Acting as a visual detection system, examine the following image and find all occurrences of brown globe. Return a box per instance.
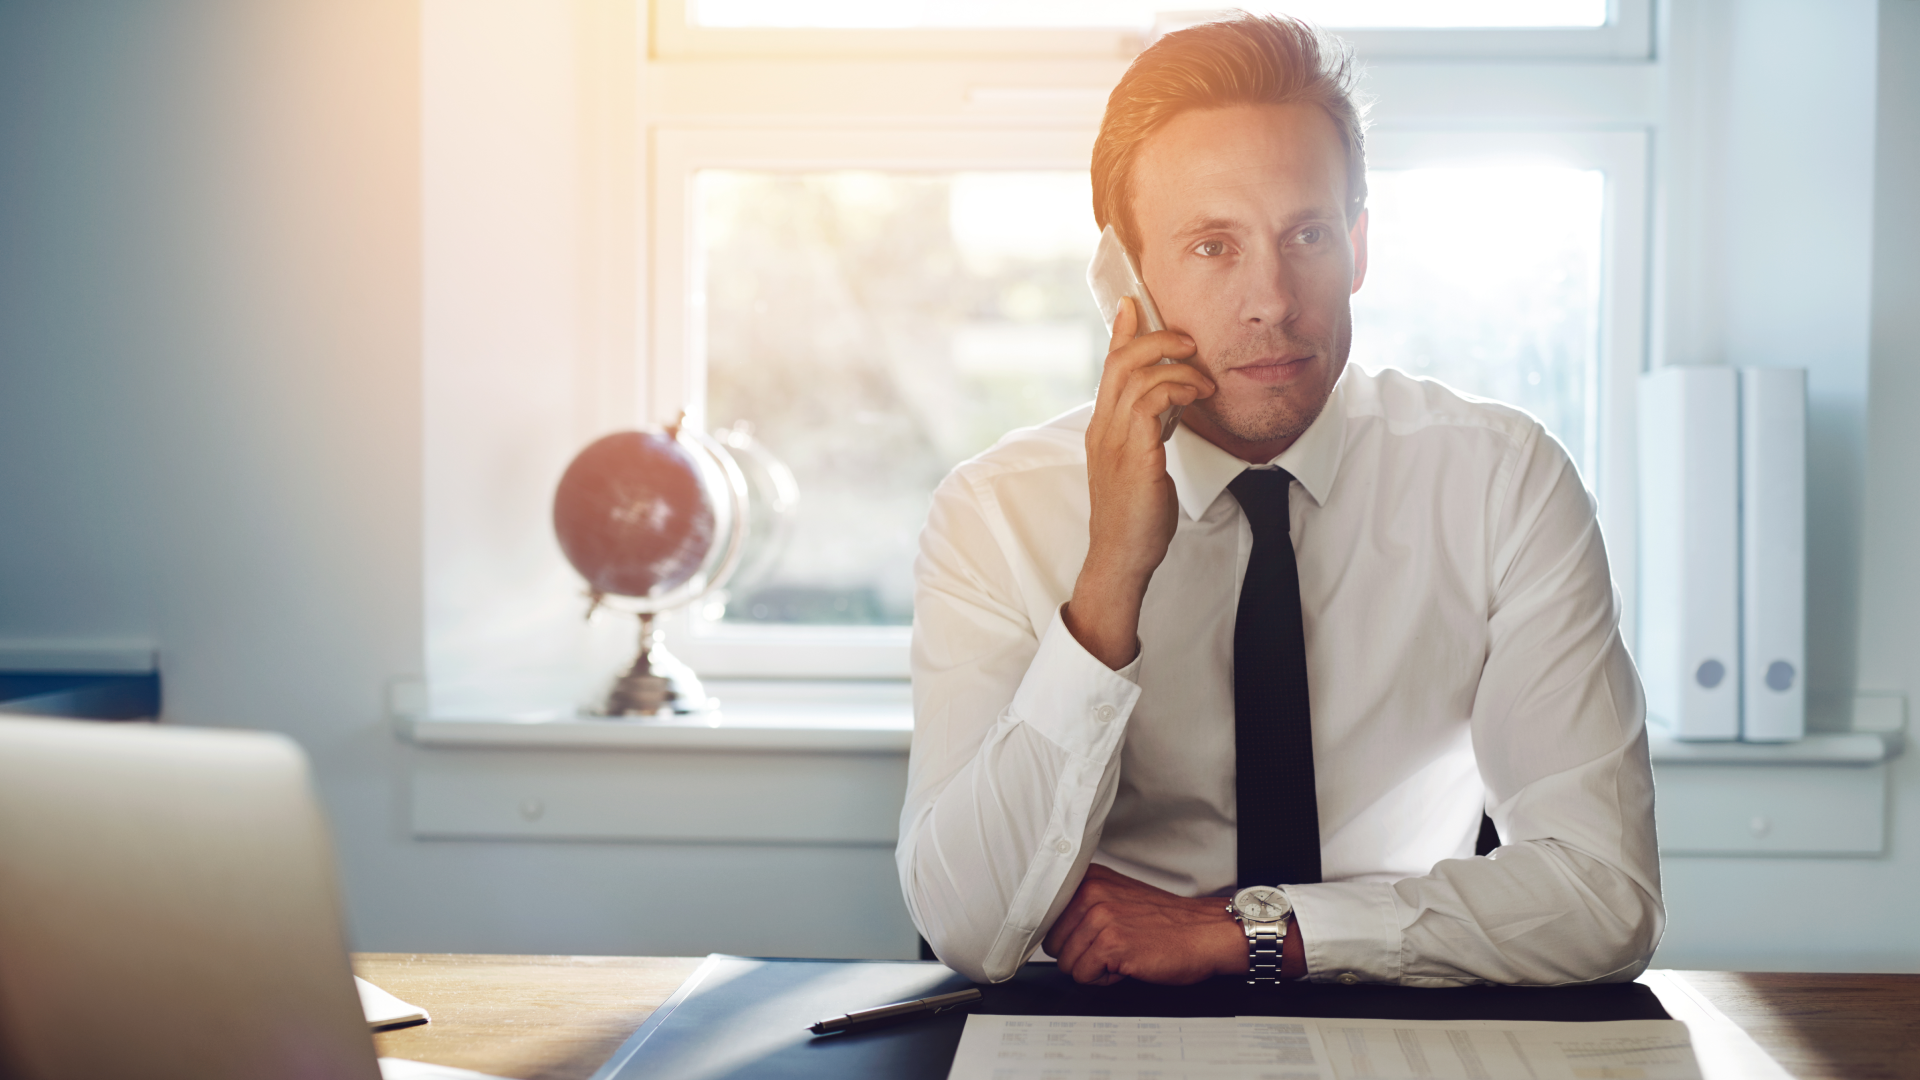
[552,430,717,601]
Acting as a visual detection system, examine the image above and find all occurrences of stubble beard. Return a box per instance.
[1188,310,1354,450]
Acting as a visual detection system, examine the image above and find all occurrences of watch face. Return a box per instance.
[1232,886,1291,922]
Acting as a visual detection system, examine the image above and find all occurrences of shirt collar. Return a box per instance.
[1165,370,1349,520]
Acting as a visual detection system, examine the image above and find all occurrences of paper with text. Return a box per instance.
[947,1015,1334,1080]
[948,1015,1702,1080]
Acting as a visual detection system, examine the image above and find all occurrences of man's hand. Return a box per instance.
[1063,298,1213,670]
[1042,864,1245,986]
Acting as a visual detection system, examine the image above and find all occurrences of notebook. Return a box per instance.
[0,715,467,1080]
[360,976,432,1030]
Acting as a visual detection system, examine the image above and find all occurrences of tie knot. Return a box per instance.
[1228,468,1294,537]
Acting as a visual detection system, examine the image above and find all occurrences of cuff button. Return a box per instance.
[1053,838,1072,854]
[1093,704,1116,722]
[1336,972,1361,986]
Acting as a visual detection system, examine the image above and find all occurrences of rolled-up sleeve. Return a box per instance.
[1289,425,1663,987]
[897,468,1141,983]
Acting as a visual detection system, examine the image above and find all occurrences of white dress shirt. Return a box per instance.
[897,364,1662,987]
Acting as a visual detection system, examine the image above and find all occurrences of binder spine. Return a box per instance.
[1639,367,1740,740]
[1739,368,1807,741]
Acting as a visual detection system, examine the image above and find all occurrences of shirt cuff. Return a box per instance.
[1284,881,1403,985]
[1007,605,1143,757]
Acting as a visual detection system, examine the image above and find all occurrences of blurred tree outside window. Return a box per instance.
[698,164,1604,628]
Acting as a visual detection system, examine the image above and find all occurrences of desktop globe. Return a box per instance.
[553,421,750,716]
[554,429,723,601]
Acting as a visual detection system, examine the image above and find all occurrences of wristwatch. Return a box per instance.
[1227,885,1292,986]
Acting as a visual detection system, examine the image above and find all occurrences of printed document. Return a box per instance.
[948,1014,1703,1080]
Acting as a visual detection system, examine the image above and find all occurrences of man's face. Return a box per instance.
[1129,102,1368,462]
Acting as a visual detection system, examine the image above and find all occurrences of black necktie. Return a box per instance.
[1228,468,1321,887]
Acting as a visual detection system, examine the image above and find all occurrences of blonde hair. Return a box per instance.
[1091,13,1369,255]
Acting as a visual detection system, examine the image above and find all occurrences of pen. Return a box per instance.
[807,988,983,1035]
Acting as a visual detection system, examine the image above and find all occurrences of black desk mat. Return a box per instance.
[590,956,1669,1080]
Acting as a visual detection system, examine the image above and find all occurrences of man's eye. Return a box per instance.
[1295,227,1325,245]
[1194,240,1228,257]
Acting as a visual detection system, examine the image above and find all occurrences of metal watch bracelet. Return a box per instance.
[1244,919,1286,986]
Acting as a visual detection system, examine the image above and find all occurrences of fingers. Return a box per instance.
[1090,297,1137,422]
[1044,866,1203,984]
[1089,361,1212,462]
[1043,866,1128,958]
[1041,908,1077,960]
[1043,864,1244,986]
[1055,902,1123,984]
[1117,364,1211,428]
[1109,294,1139,352]
[1042,878,1102,957]
[1102,330,1201,393]
[1092,299,1205,429]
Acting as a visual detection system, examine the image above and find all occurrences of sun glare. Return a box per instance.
[695,1,1607,30]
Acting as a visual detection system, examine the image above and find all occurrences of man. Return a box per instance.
[897,15,1661,988]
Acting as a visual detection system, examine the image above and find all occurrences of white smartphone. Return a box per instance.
[1087,224,1183,442]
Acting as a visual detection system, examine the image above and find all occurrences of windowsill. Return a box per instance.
[1648,730,1896,765]
[400,679,913,753]
[401,683,1899,761]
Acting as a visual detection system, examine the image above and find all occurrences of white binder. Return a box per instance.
[1739,368,1807,741]
[1639,367,1740,740]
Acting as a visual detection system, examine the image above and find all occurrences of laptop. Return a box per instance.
[0,715,383,1080]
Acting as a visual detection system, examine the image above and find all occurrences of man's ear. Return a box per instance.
[1348,208,1370,294]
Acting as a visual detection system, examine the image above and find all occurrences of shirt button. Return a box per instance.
[1054,839,1072,854]
[1336,972,1361,986]
[1093,704,1116,722]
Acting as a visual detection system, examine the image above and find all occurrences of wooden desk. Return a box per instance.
[356,955,1920,1080]
[1664,972,1920,1080]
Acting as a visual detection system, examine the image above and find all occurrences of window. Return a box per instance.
[410,3,1656,698]
[652,129,1102,677]
[1356,166,1603,474]
[651,118,1649,678]
[654,0,1650,60]
[699,169,1102,628]
[419,4,1654,702]
[1360,129,1648,616]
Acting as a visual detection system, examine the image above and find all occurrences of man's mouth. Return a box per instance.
[1227,355,1314,385]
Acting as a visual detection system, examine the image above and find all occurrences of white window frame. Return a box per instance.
[651,0,1651,61]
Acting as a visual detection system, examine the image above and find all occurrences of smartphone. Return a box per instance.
[1087,224,1183,443]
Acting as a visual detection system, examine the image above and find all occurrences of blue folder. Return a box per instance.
[589,955,1670,1080]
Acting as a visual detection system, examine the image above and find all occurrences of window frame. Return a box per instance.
[651,0,1652,61]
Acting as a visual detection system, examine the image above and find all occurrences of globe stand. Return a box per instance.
[602,614,713,717]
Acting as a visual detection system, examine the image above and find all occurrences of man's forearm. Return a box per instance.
[1063,558,1150,670]
[901,593,1143,983]
[1044,865,1314,985]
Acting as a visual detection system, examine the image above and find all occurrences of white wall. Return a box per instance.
[1648,0,1920,972]
[0,0,916,960]
[2,0,1916,971]
[0,0,420,939]
[422,0,649,718]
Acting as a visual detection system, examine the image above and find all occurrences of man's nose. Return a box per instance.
[1239,244,1298,327]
